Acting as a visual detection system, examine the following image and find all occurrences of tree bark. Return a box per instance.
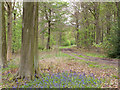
[12,5,16,53]
[2,2,7,68]
[34,2,39,77]
[106,3,111,37]
[0,2,2,85]
[116,2,120,87]
[76,18,80,48]
[46,9,51,50]
[94,3,100,44]
[18,2,38,80]
[117,2,120,53]
[7,2,12,60]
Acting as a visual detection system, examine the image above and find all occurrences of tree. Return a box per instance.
[0,1,2,85]
[40,2,68,49]
[43,3,52,49]
[89,2,100,44]
[6,2,13,60]
[115,2,120,58]
[12,2,16,53]
[17,2,39,80]
[2,2,7,68]
[34,2,39,76]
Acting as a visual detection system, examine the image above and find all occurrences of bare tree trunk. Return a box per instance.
[101,21,104,42]
[12,5,16,53]
[7,2,12,60]
[18,2,38,80]
[116,2,120,87]
[34,2,39,77]
[47,21,51,49]
[76,18,80,48]
[106,3,111,37]
[2,2,7,68]
[0,2,2,85]
[94,3,100,44]
[46,9,51,50]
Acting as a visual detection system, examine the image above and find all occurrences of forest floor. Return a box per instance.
[38,46,118,88]
[2,46,119,88]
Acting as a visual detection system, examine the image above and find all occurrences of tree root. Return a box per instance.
[10,69,41,83]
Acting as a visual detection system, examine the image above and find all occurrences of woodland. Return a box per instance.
[0,1,120,88]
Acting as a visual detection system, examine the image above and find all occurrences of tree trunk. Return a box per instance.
[116,2,120,87]
[47,20,51,49]
[34,2,39,77]
[101,21,104,42]
[7,2,12,60]
[94,3,100,44]
[2,2,7,68]
[0,2,2,85]
[12,7,16,53]
[106,3,111,37]
[46,9,51,50]
[117,2,120,56]
[76,18,80,48]
[18,2,38,80]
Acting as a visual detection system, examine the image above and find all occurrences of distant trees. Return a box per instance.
[40,2,68,49]
[109,2,120,58]
[70,2,119,54]
[70,2,81,48]
[117,2,120,58]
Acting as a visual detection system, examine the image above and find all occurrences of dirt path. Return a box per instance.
[61,48,118,67]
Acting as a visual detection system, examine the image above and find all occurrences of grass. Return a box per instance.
[74,59,115,69]
[85,53,106,58]
[59,45,76,49]
[39,51,74,60]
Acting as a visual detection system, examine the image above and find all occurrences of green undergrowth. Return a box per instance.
[59,45,76,49]
[72,53,86,58]
[75,59,115,69]
[85,53,106,58]
[2,60,18,73]
[39,51,74,60]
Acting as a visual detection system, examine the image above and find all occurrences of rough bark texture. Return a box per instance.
[2,2,7,68]
[18,2,37,80]
[0,2,2,85]
[7,2,12,60]
[34,2,39,77]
